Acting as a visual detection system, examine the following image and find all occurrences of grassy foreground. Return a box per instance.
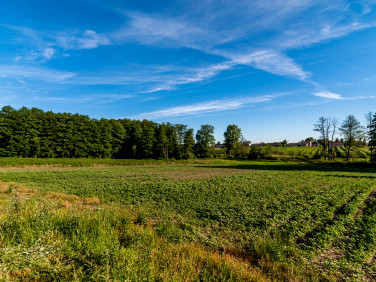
[0,159,375,280]
[0,183,269,281]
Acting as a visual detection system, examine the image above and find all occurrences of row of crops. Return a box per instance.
[247,145,370,160]
[0,161,375,279]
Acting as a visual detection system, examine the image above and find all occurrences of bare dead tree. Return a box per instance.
[314,117,327,160]
[329,118,338,160]
[314,117,339,160]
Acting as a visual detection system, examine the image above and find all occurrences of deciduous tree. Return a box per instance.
[195,124,215,158]
[224,124,242,157]
[340,115,364,161]
[314,117,339,160]
[183,128,195,159]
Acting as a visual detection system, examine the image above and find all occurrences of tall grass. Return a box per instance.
[0,183,268,281]
[0,157,182,167]
[0,160,373,280]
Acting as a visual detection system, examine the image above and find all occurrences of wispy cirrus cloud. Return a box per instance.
[1,61,231,89]
[141,50,309,93]
[41,93,134,103]
[3,0,376,96]
[112,11,205,49]
[14,48,57,62]
[110,5,313,83]
[311,90,376,100]
[107,0,376,90]
[141,61,236,92]
[1,1,323,85]
[3,25,110,62]
[55,29,110,50]
[115,1,320,50]
[312,90,344,99]
[42,48,56,59]
[0,65,76,82]
[230,50,309,80]
[277,21,376,49]
[133,95,277,119]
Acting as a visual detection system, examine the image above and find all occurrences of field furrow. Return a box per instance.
[0,159,375,280]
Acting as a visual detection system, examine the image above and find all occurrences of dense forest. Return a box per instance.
[0,106,196,159]
[1,106,376,162]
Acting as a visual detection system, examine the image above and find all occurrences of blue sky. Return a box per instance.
[1,0,376,143]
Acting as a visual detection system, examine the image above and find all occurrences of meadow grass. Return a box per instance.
[0,157,191,167]
[0,159,375,280]
[0,182,275,281]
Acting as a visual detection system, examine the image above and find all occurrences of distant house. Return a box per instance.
[251,142,265,146]
[267,142,280,147]
[249,140,322,147]
[287,141,312,147]
[329,142,344,147]
[301,141,312,147]
[215,143,226,148]
[287,142,300,147]
[242,141,252,146]
[312,141,320,147]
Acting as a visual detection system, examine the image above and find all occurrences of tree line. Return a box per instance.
[314,113,376,163]
[0,106,227,159]
[1,106,375,163]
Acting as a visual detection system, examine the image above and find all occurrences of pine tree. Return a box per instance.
[138,120,156,159]
[183,128,195,159]
[156,123,169,159]
[368,113,376,164]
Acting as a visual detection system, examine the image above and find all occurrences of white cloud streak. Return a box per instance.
[3,1,376,95]
[110,7,312,83]
[142,61,236,92]
[311,90,376,100]
[312,91,344,99]
[133,95,276,119]
[0,65,76,82]
[42,48,56,59]
[141,50,309,93]
[277,21,376,49]
[4,25,110,63]
[55,29,110,50]
[114,1,320,51]
[106,1,376,89]
[231,50,309,80]
[41,93,133,103]
[112,11,205,49]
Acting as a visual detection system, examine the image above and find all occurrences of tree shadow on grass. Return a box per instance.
[197,161,376,175]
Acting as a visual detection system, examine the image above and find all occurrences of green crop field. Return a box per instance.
[0,159,375,280]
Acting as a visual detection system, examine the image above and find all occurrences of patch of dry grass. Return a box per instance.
[0,181,271,281]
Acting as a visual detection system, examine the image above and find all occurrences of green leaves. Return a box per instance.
[0,106,203,160]
[1,160,376,279]
[224,124,242,157]
[195,124,215,158]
